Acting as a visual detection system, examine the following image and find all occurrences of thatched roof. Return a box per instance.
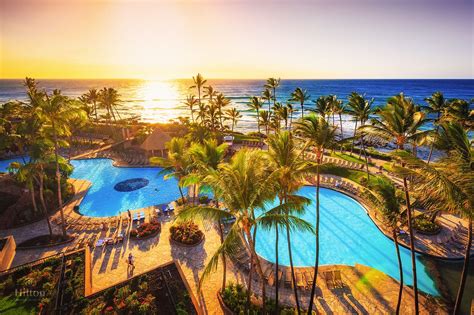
[140,129,171,151]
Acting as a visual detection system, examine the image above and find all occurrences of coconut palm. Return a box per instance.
[365,178,404,314]
[265,77,280,107]
[259,110,271,137]
[331,97,346,151]
[247,96,263,135]
[196,102,209,126]
[275,105,290,130]
[176,149,312,314]
[392,122,473,315]
[443,99,473,129]
[262,88,273,113]
[225,108,241,132]
[191,73,207,107]
[290,87,310,119]
[183,94,199,123]
[214,93,230,129]
[81,89,100,121]
[311,96,332,121]
[345,92,374,155]
[423,92,450,163]
[150,137,190,201]
[287,103,295,130]
[98,87,121,124]
[188,139,229,291]
[203,85,217,102]
[294,115,337,313]
[266,131,313,313]
[36,90,85,238]
[359,93,429,156]
[359,93,430,313]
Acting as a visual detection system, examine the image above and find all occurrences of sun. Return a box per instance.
[137,80,182,123]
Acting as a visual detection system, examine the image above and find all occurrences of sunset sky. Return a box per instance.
[0,0,472,79]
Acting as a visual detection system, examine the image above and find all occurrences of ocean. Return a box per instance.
[0,79,472,135]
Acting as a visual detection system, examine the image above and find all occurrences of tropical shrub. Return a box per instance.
[199,195,209,204]
[413,215,441,234]
[170,221,204,245]
[130,220,161,238]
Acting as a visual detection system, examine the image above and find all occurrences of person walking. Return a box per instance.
[128,253,135,271]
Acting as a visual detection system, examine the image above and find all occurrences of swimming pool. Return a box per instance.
[255,186,439,296]
[69,159,186,217]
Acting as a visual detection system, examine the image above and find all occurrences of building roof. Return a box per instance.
[140,129,172,151]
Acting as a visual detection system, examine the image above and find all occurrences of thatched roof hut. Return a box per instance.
[140,129,171,157]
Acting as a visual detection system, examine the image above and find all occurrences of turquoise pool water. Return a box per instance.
[0,157,185,217]
[69,159,185,217]
[255,186,439,296]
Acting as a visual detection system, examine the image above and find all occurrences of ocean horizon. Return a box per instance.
[1,79,473,134]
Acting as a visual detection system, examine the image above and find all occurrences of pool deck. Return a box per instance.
[307,176,473,260]
[0,158,466,314]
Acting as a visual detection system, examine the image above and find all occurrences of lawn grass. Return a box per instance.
[0,295,36,315]
[321,164,388,187]
[330,151,374,165]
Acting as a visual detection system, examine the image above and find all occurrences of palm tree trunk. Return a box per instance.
[286,223,301,314]
[350,119,358,155]
[308,157,321,314]
[29,181,39,215]
[360,136,370,180]
[178,185,185,202]
[52,123,67,239]
[256,109,261,135]
[215,200,227,292]
[402,176,419,314]
[300,103,304,119]
[393,230,403,315]
[247,228,267,314]
[275,224,279,314]
[39,175,53,237]
[93,100,98,121]
[427,114,440,164]
[453,217,472,315]
[246,227,258,313]
[339,113,344,153]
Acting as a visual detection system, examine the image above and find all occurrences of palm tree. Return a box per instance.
[366,178,404,314]
[191,73,207,108]
[275,105,289,130]
[290,87,310,119]
[294,115,337,313]
[36,91,86,238]
[346,92,374,155]
[265,77,280,108]
[98,87,121,124]
[183,94,199,123]
[224,108,241,132]
[259,110,271,137]
[443,98,473,129]
[196,102,209,126]
[214,93,230,129]
[331,97,346,151]
[287,103,295,130]
[359,93,430,314]
[247,96,263,135]
[311,96,332,121]
[423,92,449,163]
[392,122,472,315]
[82,89,100,121]
[150,137,190,201]
[188,139,229,291]
[262,88,273,113]
[176,149,312,314]
[266,131,313,314]
[203,85,217,102]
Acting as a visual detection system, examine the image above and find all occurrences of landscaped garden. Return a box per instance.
[170,221,204,246]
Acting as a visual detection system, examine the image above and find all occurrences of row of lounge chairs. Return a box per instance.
[96,150,149,166]
[305,153,365,170]
[153,203,175,217]
[232,250,345,291]
[240,140,264,148]
[308,175,361,195]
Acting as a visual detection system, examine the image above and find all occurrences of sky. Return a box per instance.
[0,0,473,79]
